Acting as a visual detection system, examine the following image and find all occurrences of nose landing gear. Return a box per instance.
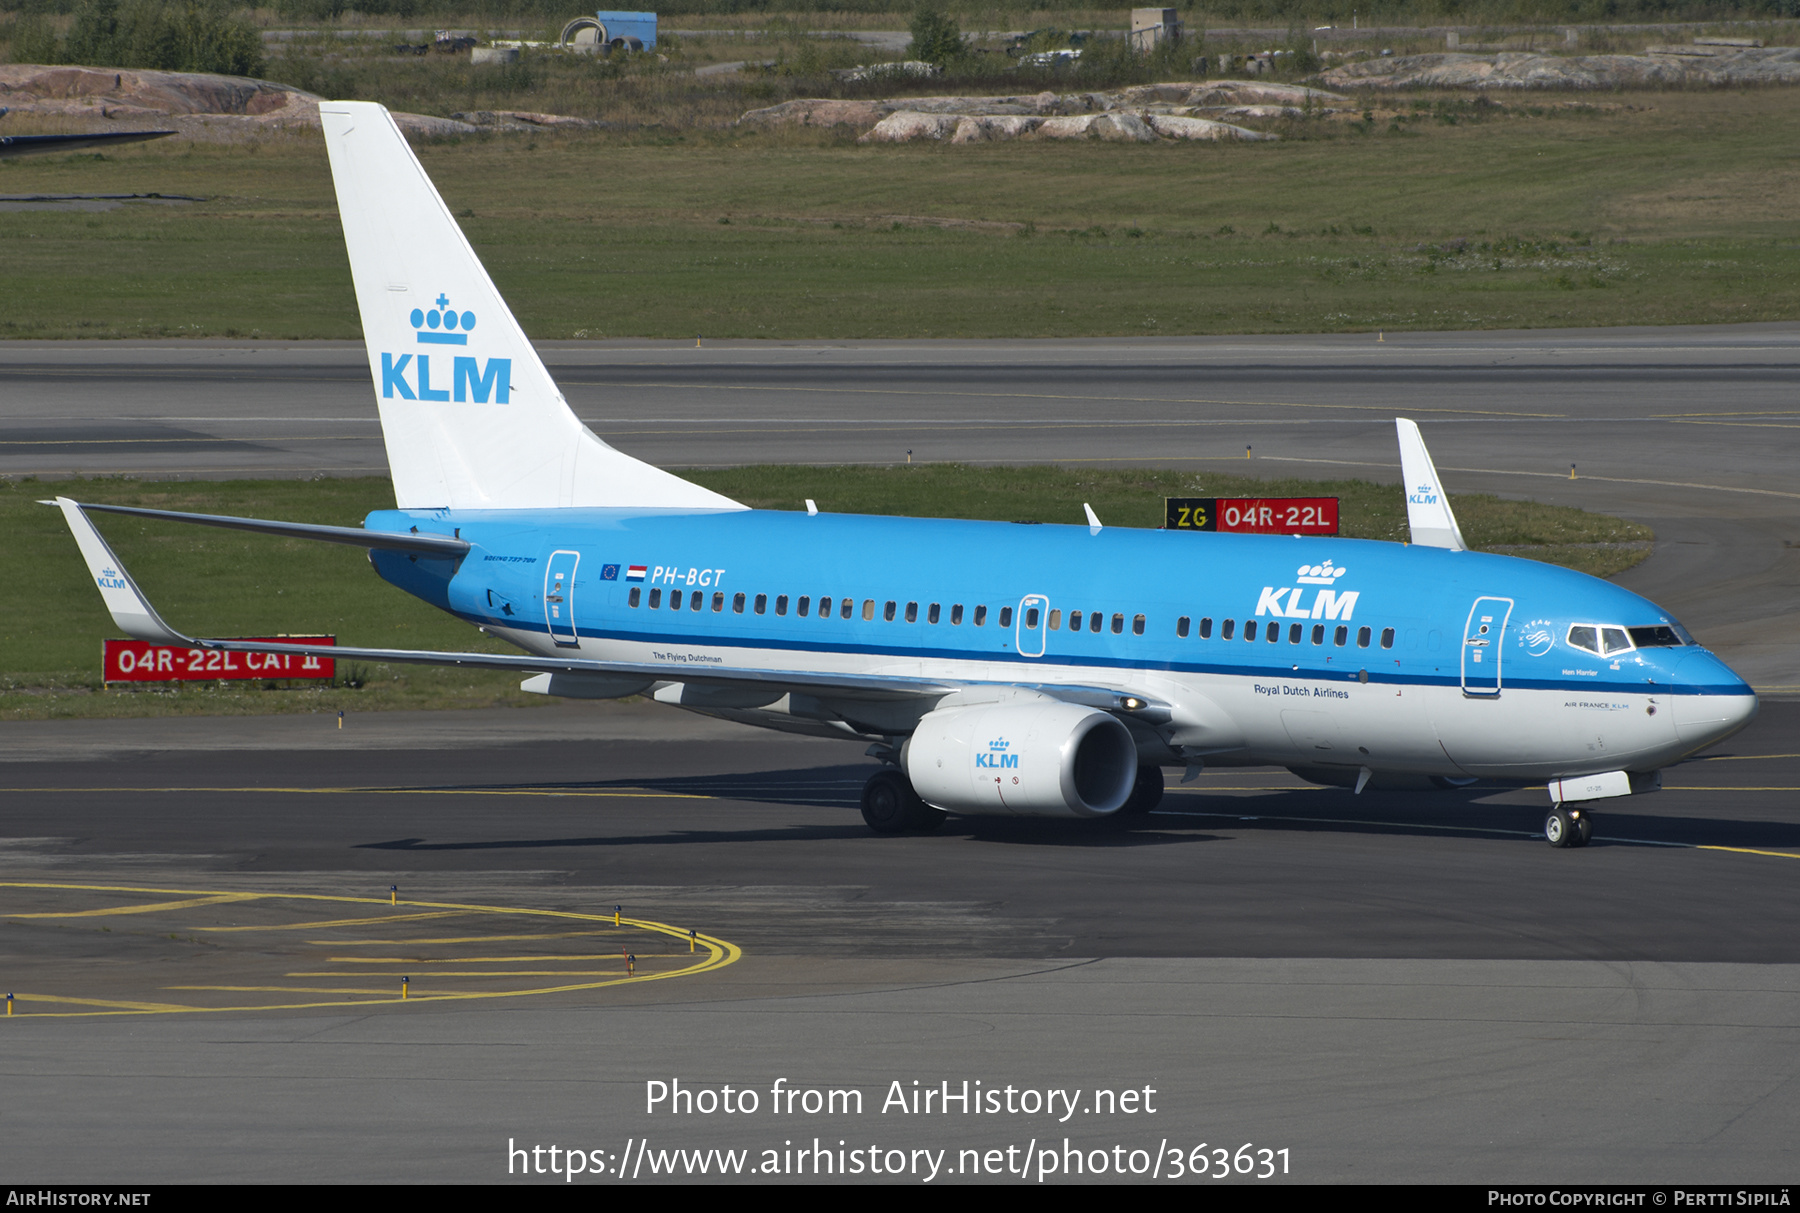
[1545,805,1594,848]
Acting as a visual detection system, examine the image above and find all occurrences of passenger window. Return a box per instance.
[1024,606,1038,628]
[841,598,853,620]
[974,605,988,626]
[862,599,875,621]
[1177,616,1190,638]
[999,606,1013,628]
[649,588,662,609]
[1245,620,1258,641]
[906,602,919,623]
[629,587,641,608]
[884,601,896,622]
[1288,623,1302,644]
[1111,613,1124,634]
[1133,615,1145,636]
[1357,626,1371,648]
[951,604,964,625]
[797,596,810,617]
[692,591,704,611]
[1046,608,1058,630]
[754,593,767,615]
[1221,619,1235,640]
[1381,628,1395,649]
[732,592,745,613]
[1269,624,1280,643]
[930,603,942,625]
[1199,617,1213,639]
[1601,627,1632,655]
[776,595,789,616]
[712,592,724,612]
[1334,625,1347,646]
[1567,625,1599,654]
[1311,624,1324,645]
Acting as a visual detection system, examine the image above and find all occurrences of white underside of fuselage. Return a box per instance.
[482,624,1727,782]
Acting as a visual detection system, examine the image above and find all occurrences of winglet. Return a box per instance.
[1083,503,1103,535]
[53,497,191,645]
[1395,419,1466,551]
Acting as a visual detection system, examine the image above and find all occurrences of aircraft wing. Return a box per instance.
[53,497,1164,718]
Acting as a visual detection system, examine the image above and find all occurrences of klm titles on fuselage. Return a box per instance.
[1254,561,1359,621]
[380,292,511,404]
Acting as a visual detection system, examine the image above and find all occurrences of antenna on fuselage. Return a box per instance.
[1395,418,1467,551]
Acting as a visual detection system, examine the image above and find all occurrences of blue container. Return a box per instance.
[596,10,657,49]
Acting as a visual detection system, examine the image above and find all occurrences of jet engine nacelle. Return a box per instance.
[902,701,1137,818]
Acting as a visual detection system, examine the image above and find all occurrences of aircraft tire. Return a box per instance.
[1120,765,1164,816]
[1544,807,1576,848]
[1573,812,1593,847]
[862,768,921,834]
[912,806,949,833]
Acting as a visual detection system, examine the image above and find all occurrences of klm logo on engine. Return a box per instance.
[975,738,1019,770]
[1255,560,1359,620]
[381,292,510,403]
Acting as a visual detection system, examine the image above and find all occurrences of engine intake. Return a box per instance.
[903,701,1137,818]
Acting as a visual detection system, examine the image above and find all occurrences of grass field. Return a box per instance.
[0,86,1796,339]
[1,466,1651,720]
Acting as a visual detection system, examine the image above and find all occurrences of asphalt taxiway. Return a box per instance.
[2,329,1797,1182]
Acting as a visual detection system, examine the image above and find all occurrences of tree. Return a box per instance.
[908,6,964,67]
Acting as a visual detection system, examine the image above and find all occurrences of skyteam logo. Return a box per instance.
[975,738,1018,770]
[382,292,510,404]
[1256,560,1358,621]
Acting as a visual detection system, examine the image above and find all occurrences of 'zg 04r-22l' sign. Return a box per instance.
[1164,497,1340,536]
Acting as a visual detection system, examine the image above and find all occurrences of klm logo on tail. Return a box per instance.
[382,292,510,403]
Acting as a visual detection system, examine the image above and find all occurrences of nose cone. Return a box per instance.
[1669,648,1759,747]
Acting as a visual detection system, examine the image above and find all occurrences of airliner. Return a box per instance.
[53,101,1758,848]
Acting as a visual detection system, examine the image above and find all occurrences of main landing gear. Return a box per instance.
[1544,805,1594,849]
[1117,765,1165,817]
[860,768,947,834]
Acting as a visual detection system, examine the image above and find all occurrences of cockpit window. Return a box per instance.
[1629,626,1686,648]
[1569,624,1639,656]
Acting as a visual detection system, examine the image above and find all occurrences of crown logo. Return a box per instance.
[1296,560,1349,585]
[411,293,475,345]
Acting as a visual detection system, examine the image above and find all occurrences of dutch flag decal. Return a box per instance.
[626,565,647,582]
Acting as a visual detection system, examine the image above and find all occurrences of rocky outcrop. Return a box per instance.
[1322,46,1800,89]
[736,97,895,129]
[763,80,1307,144]
[0,64,552,138]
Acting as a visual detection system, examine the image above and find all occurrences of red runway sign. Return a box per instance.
[103,637,337,682]
[1165,497,1340,535]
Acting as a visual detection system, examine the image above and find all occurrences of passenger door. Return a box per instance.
[544,550,581,648]
[1461,596,1513,696]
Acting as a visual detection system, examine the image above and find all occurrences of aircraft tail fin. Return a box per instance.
[318,101,742,513]
[1395,418,1467,551]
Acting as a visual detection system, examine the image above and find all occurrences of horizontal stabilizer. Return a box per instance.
[1395,418,1467,551]
[46,500,470,556]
